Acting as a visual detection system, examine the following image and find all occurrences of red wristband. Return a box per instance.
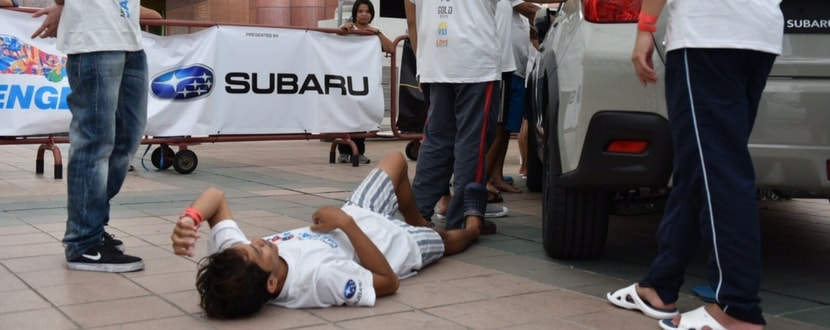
[182,206,204,227]
[638,12,658,32]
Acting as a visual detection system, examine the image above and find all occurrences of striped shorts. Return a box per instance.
[346,169,445,266]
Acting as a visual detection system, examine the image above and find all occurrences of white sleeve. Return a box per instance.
[314,260,376,307]
[206,220,249,254]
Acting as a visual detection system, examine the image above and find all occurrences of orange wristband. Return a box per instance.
[182,206,204,227]
[638,12,658,32]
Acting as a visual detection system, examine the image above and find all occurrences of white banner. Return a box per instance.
[0,9,384,136]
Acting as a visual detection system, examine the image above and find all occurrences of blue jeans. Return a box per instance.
[63,50,148,260]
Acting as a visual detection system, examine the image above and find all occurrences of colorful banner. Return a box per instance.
[0,9,384,136]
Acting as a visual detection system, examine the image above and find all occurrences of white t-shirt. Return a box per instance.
[410,0,500,83]
[510,1,534,79]
[207,204,425,309]
[57,0,143,54]
[665,0,783,55]
[496,0,516,74]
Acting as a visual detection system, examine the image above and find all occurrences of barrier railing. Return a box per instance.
[1,8,414,177]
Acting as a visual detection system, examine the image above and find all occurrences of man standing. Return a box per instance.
[32,0,148,272]
[606,0,783,329]
[405,0,500,231]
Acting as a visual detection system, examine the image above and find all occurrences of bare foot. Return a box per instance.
[635,285,676,311]
[702,304,762,330]
[664,304,763,330]
[490,179,521,193]
[437,195,450,215]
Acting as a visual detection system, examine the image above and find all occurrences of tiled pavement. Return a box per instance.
[0,138,828,329]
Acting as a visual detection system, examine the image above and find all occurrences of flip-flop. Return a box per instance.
[658,306,726,330]
[607,284,679,319]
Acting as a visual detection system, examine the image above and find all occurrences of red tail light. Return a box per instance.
[606,140,649,154]
[583,0,642,23]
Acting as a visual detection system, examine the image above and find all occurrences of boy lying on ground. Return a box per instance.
[170,151,487,319]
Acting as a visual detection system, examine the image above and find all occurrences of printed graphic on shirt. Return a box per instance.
[264,231,340,248]
[119,0,131,18]
[344,279,357,299]
[435,0,452,48]
[342,278,364,304]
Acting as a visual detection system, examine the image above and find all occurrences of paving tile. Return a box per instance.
[160,290,202,315]
[336,310,467,330]
[131,271,197,295]
[0,308,77,330]
[90,315,206,330]
[60,296,183,328]
[0,266,28,292]
[309,298,413,322]
[0,289,52,314]
[208,306,327,329]
[37,277,150,306]
[1,139,828,329]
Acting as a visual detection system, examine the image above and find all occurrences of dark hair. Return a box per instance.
[350,0,375,24]
[196,248,273,319]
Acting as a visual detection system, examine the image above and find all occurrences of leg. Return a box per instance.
[518,118,528,176]
[675,49,771,326]
[375,152,431,227]
[486,124,520,193]
[412,84,457,221]
[486,72,519,193]
[445,81,498,229]
[441,214,482,255]
[440,182,488,254]
[106,50,148,224]
[63,51,127,260]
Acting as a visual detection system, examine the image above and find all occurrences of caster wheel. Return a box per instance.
[405,140,419,161]
[173,149,198,174]
[151,145,175,169]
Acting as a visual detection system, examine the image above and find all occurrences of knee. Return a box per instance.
[381,151,407,169]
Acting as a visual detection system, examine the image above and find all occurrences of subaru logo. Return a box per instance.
[151,64,214,100]
[343,279,357,299]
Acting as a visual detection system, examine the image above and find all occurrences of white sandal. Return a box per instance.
[658,306,727,330]
[607,284,679,319]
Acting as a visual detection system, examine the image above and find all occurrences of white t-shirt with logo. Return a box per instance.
[665,0,783,55]
[207,204,425,308]
[57,0,143,54]
[410,0,500,83]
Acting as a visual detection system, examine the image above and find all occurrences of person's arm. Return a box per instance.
[366,27,395,54]
[140,5,162,19]
[310,206,400,297]
[513,1,540,23]
[31,2,64,39]
[631,0,666,86]
[171,187,234,257]
[404,0,417,52]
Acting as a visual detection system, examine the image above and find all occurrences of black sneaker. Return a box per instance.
[67,243,144,273]
[101,232,125,252]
